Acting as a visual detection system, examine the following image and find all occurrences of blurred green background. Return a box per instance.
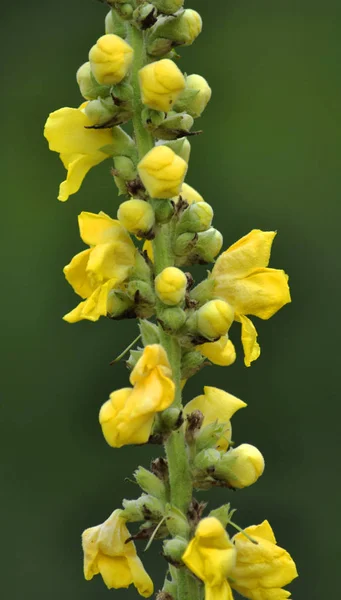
[1,0,340,598]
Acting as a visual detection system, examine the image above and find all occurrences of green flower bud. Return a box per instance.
[174,232,197,256]
[174,74,212,118]
[215,444,265,489]
[147,9,202,56]
[159,307,187,331]
[139,320,161,346]
[127,280,155,306]
[122,497,144,522]
[105,8,127,37]
[195,228,223,262]
[194,448,221,471]
[150,111,194,140]
[197,299,234,339]
[163,537,188,564]
[76,62,110,100]
[116,3,134,19]
[160,138,191,163]
[113,155,137,181]
[152,0,184,15]
[177,202,213,234]
[160,407,182,429]
[134,466,167,502]
[84,97,117,126]
[133,3,158,30]
[107,289,134,318]
[153,200,175,224]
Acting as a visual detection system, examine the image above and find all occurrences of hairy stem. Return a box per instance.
[129,21,197,600]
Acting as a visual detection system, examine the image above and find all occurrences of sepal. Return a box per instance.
[134,466,167,503]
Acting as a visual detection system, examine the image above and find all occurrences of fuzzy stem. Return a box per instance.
[129,21,197,600]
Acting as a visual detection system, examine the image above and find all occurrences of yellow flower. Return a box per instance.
[173,181,204,204]
[215,443,265,489]
[230,520,298,600]
[138,145,187,199]
[89,34,133,85]
[182,517,236,600]
[155,266,187,306]
[139,59,186,112]
[211,230,291,367]
[183,386,246,451]
[197,336,236,367]
[82,509,153,596]
[44,106,112,201]
[197,299,234,339]
[117,199,155,236]
[63,211,136,323]
[99,344,175,447]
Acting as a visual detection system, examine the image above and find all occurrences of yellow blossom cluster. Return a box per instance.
[44,2,297,600]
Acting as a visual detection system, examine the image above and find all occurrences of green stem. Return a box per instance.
[129,21,197,600]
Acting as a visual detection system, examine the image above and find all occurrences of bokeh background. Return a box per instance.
[1,0,340,598]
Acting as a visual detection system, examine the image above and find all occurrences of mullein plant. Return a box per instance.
[44,1,298,599]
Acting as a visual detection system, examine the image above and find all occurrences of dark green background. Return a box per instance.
[1,1,339,598]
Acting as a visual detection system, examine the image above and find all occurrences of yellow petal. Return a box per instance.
[238,314,261,367]
[142,239,154,262]
[58,154,103,202]
[63,249,93,298]
[206,581,234,600]
[63,279,116,323]
[213,230,276,280]
[86,240,135,285]
[44,107,112,156]
[127,555,154,598]
[197,337,236,367]
[216,268,291,320]
[78,211,130,246]
[98,554,132,589]
[130,344,172,385]
[82,525,101,580]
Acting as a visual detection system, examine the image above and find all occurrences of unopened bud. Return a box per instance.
[174,232,197,256]
[76,62,110,100]
[159,306,187,331]
[118,199,155,236]
[174,74,212,118]
[116,3,134,19]
[194,448,221,471]
[138,146,187,199]
[122,494,165,522]
[133,3,157,30]
[84,97,117,126]
[139,59,185,112]
[147,9,202,56]
[166,506,190,538]
[181,349,206,379]
[195,228,223,262]
[152,0,184,15]
[215,444,265,489]
[163,537,188,564]
[177,202,213,233]
[160,407,182,429]
[105,9,127,37]
[134,466,167,502]
[127,280,155,306]
[151,111,194,140]
[113,155,137,181]
[155,267,187,305]
[89,34,134,85]
[107,289,134,318]
[175,182,204,204]
[197,299,234,339]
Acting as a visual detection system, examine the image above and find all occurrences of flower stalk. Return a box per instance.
[44,2,298,600]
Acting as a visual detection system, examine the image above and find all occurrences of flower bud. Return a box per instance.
[197,300,234,339]
[166,506,190,538]
[84,97,117,126]
[105,9,126,37]
[122,494,165,522]
[195,228,223,262]
[134,466,167,502]
[127,280,155,308]
[138,146,187,198]
[147,9,202,56]
[163,537,188,564]
[152,0,184,15]
[113,155,137,181]
[159,306,187,331]
[76,62,110,100]
[161,138,191,163]
[107,289,134,318]
[215,444,265,489]
[116,3,134,19]
[118,199,155,236]
[174,232,197,257]
[160,406,182,429]
[139,59,185,112]
[133,3,157,30]
[155,267,187,305]
[177,202,213,233]
[181,349,206,379]
[89,34,134,85]
[194,448,221,471]
[174,74,212,118]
